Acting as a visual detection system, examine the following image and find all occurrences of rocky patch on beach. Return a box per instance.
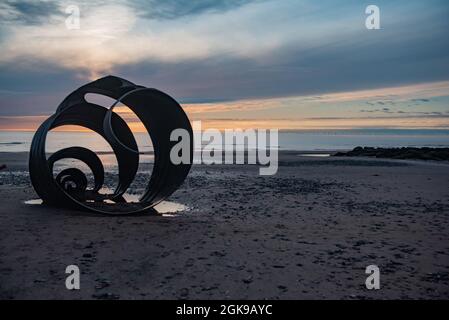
[334,147,449,161]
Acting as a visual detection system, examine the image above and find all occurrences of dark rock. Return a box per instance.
[334,147,449,161]
[179,288,189,297]
[92,293,120,300]
[242,275,253,284]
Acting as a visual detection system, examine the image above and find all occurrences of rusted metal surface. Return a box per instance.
[29,76,193,214]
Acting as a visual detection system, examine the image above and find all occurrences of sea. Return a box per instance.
[1,129,448,154]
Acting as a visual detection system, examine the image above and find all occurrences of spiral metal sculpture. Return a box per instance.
[29,76,193,214]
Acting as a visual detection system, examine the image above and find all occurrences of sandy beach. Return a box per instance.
[1,151,449,299]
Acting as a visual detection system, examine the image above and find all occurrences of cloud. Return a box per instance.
[360,109,445,117]
[3,114,449,131]
[0,0,400,79]
[133,0,260,20]
[306,81,449,104]
[1,1,301,79]
[0,4,140,79]
[0,0,62,25]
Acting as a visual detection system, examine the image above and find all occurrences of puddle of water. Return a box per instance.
[24,199,43,205]
[154,201,188,214]
[24,198,188,214]
[298,153,331,157]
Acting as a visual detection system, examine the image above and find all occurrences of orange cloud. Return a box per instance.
[309,81,449,103]
[2,115,448,132]
[2,80,449,132]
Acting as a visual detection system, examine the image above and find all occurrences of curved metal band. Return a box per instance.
[29,76,193,214]
[48,147,104,192]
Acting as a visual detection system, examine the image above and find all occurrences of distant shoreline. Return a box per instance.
[2,130,449,154]
[2,128,449,133]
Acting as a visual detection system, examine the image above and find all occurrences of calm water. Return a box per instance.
[1,129,449,153]
[24,198,188,214]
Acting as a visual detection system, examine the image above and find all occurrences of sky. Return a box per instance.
[0,0,448,131]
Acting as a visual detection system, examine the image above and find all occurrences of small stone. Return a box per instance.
[179,288,189,297]
[92,293,120,300]
[95,279,111,290]
[277,285,287,291]
[211,251,226,257]
[242,275,253,284]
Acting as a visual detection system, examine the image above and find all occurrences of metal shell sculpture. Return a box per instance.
[29,76,193,214]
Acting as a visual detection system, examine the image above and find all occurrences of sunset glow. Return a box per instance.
[1,0,448,131]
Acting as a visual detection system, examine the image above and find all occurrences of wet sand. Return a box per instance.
[1,151,449,299]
